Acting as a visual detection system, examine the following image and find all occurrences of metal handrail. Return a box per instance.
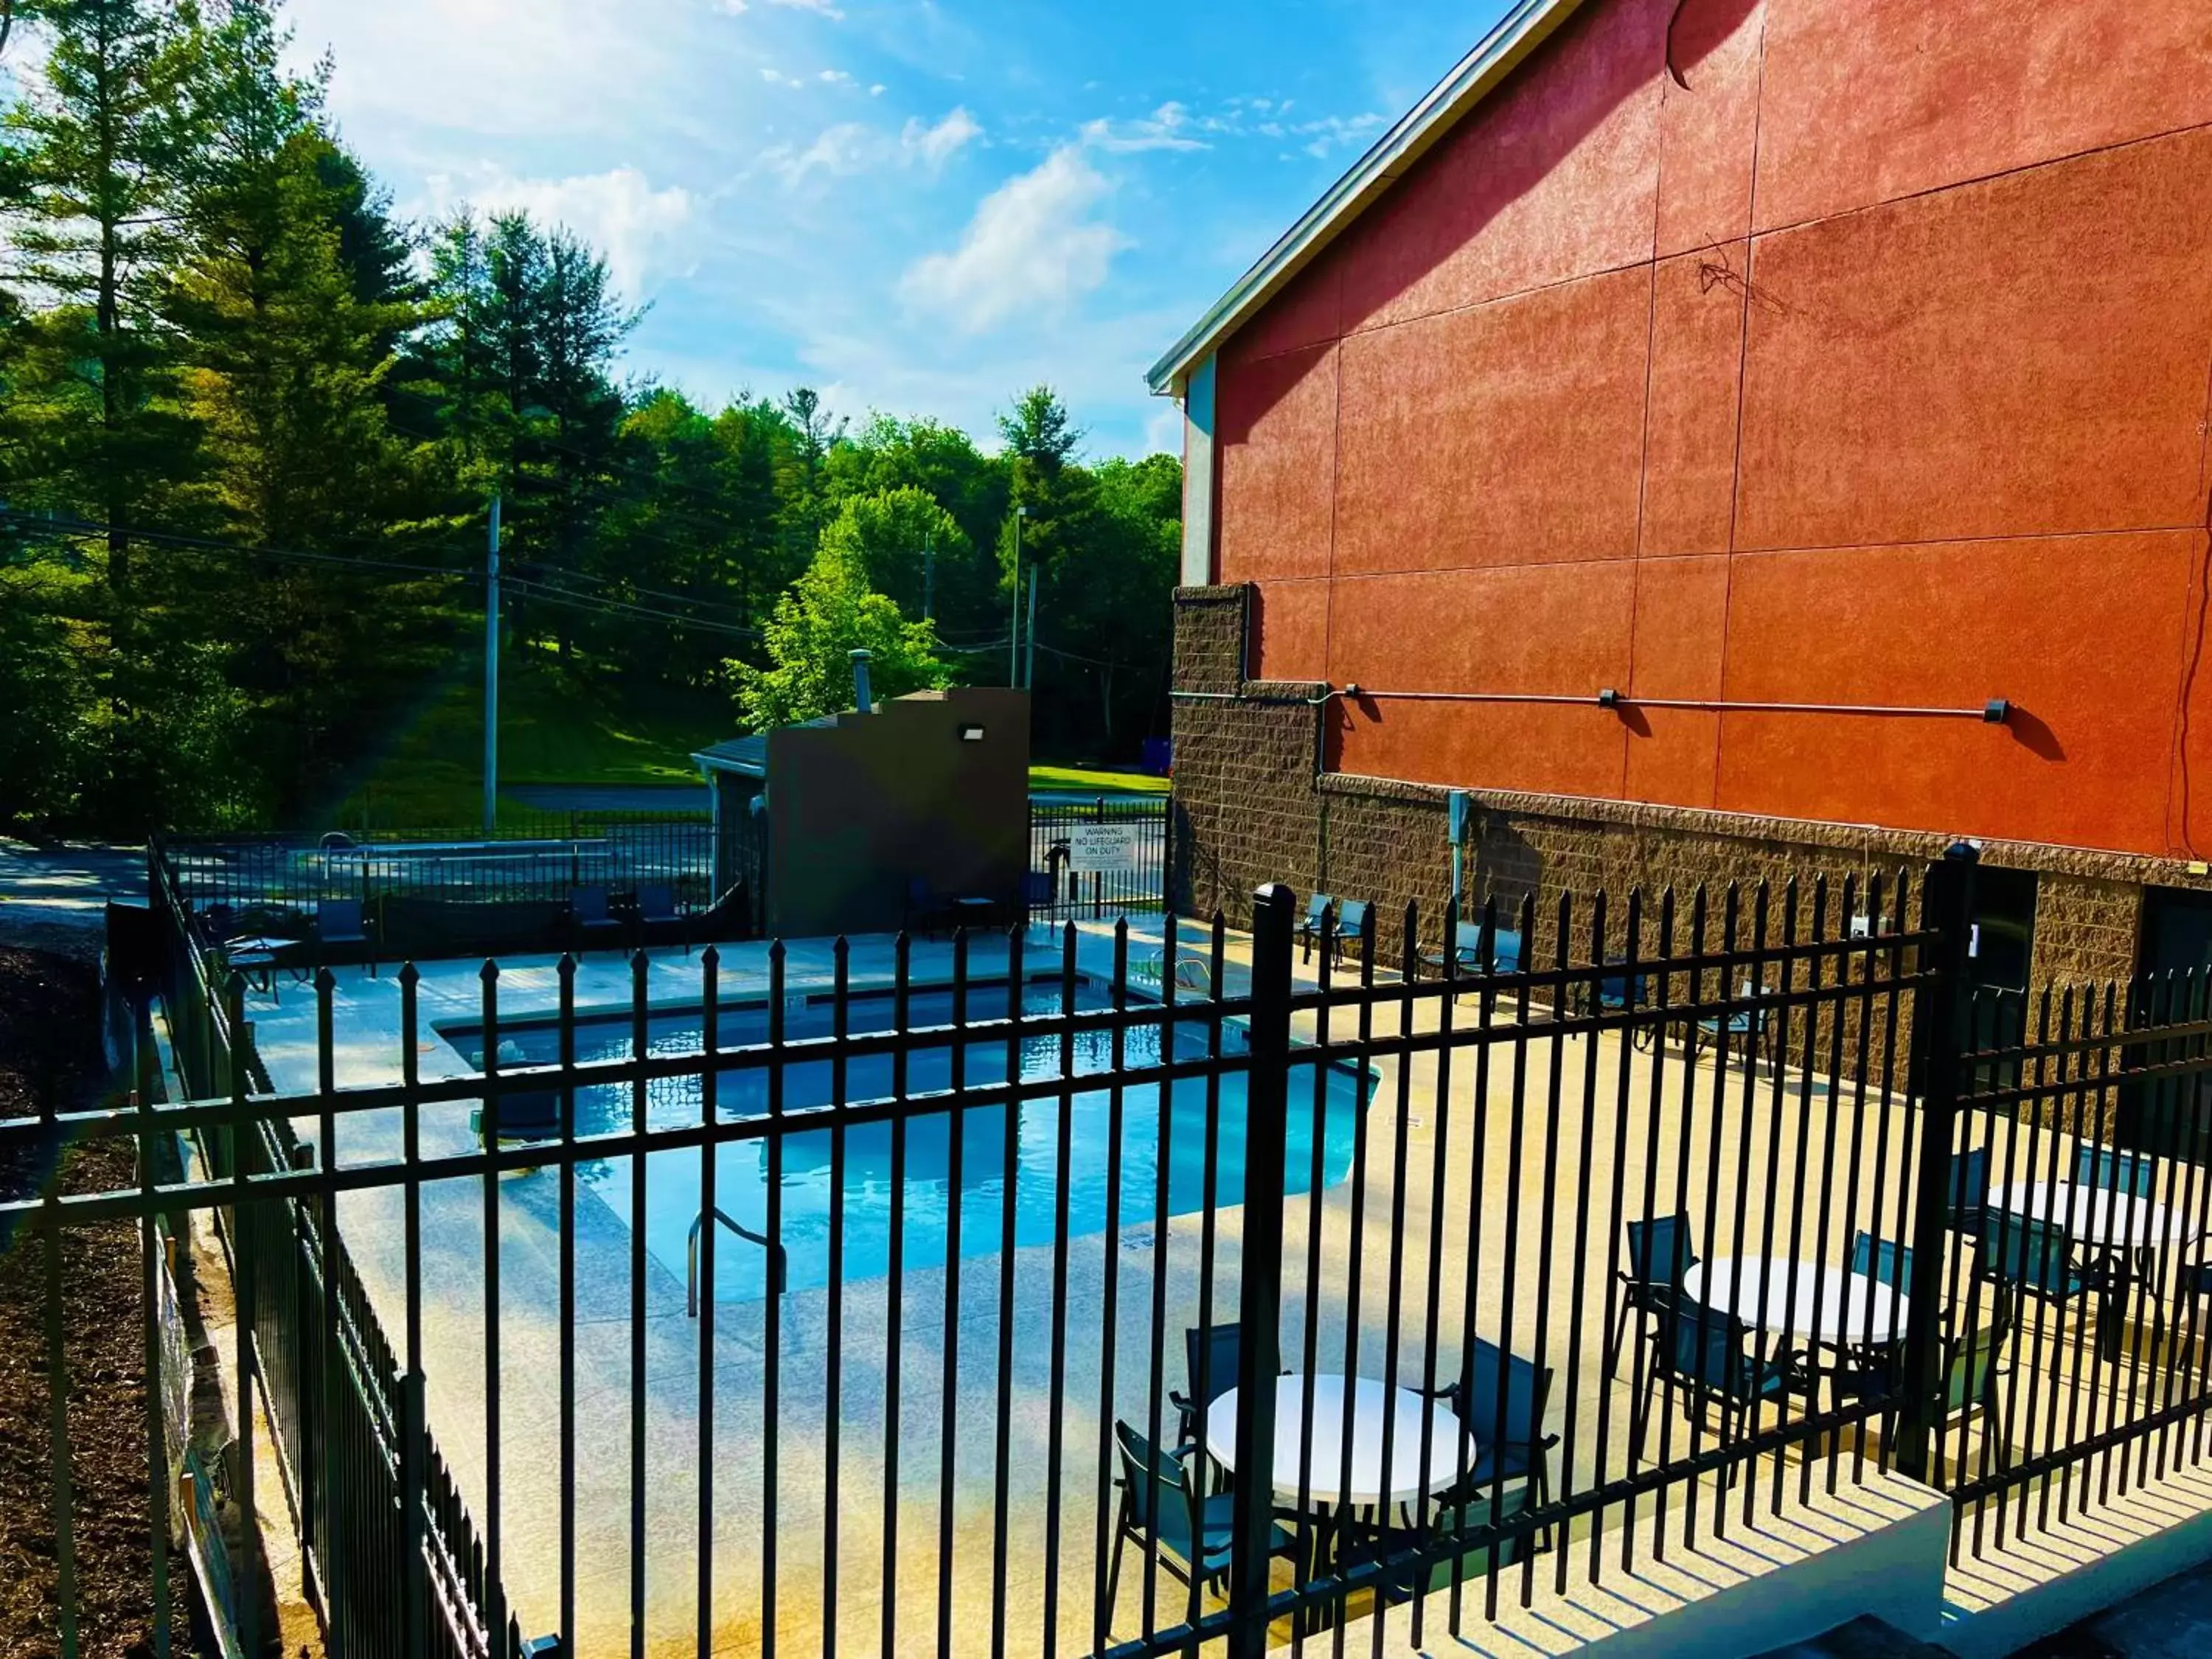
[686,1206,787,1315]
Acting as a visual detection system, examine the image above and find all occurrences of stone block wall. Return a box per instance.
[1169,581,2178,1038]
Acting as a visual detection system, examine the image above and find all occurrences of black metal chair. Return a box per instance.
[1977,1209,2113,1355]
[1630,1289,1807,1470]
[1582,957,1649,1044]
[1837,1300,2012,1475]
[1606,1213,1698,1379]
[567,886,625,956]
[1101,1421,1299,1621]
[1294,893,1335,964]
[1694,978,1773,1071]
[1851,1230,1913,1292]
[2076,1143,2157,1199]
[1170,1322,1289,1467]
[905,877,957,939]
[1337,1481,1533,1610]
[1419,921,1525,981]
[1423,1338,1558,1525]
[635,882,690,956]
[1946,1145,1990,1239]
[1335,899,1374,967]
[313,897,374,977]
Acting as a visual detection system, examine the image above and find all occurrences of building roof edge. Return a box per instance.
[1143,0,1591,397]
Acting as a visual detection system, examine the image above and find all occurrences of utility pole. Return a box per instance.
[484,493,501,837]
[922,529,934,622]
[1007,504,1027,688]
[1024,567,1040,691]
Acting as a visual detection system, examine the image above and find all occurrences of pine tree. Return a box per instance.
[3,0,204,585]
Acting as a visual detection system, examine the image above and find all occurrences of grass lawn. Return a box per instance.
[1028,764,1168,796]
[343,651,1167,828]
[344,652,731,828]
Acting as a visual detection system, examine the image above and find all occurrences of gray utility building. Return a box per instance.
[693,679,1030,939]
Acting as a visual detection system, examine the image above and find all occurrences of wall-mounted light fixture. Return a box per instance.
[959,724,986,742]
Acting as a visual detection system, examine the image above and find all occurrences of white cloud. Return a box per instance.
[766,0,845,17]
[1293,110,1386,158]
[285,0,668,142]
[771,105,978,185]
[773,122,881,182]
[818,68,852,84]
[900,147,1128,334]
[1080,101,1208,155]
[902,106,981,168]
[426,166,696,296]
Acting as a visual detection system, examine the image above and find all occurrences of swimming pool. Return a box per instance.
[442,975,1372,1301]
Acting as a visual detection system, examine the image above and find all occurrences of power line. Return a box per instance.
[503,575,762,641]
[1,507,473,580]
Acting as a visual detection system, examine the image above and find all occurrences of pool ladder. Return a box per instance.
[686,1206,789,1314]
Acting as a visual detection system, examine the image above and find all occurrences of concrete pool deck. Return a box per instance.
[220,924,2212,1658]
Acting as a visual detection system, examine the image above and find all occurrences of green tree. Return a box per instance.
[815,485,970,623]
[2,0,204,586]
[734,540,950,734]
[161,1,453,813]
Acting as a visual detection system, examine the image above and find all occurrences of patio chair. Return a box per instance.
[1334,899,1375,968]
[1945,1146,1991,1239]
[1851,1231,1913,1292]
[1630,1289,1807,1469]
[1583,959,1649,1046]
[1606,1212,1699,1379]
[1294,894,1335,964]
[1837,1300,2012,1464]
[313,897,375,977]
[566,886,625,956]
[2075,1144,2157,1199]
[1101,1421,1299,1618]
[1419,921,1524,980]
[1338,1482,1533,1609]
[905,877,960,939]
[1976,1211,2109,1341]
[635,883,691,956]
[1425,1338,1558,1524]
[1170,1322,1286,1461]
[1694,979,1771,1071]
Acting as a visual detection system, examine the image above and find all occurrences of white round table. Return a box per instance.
[1203,1374,1475,1510]
[1685,1257,1907,1347]
[1991,1181,2192,1250]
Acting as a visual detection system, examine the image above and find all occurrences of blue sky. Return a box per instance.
[274,0,1509,459]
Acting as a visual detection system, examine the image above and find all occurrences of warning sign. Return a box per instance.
[1068,823,1145,874]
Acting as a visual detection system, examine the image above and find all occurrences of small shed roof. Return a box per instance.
[692,714,841,780]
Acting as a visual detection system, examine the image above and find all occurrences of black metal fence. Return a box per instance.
[1933,970,2212,1559]
[160,812,716,913]
[125,853,528,1659]
[13,849,2212,1658]
[1028,797,1168,921]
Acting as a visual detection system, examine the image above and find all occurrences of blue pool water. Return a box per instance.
[445,976,1371,1301]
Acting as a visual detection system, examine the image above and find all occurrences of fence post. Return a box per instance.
[1895,841,1978,1483]
[1229,883,1295,1658]
[1093,796,1106,919]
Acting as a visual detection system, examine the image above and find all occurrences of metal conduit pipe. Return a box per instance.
[1172,686,2014,723]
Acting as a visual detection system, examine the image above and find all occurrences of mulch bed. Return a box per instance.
[0,944,159,1659]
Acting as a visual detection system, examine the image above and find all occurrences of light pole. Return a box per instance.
[483,493,501,837]
[1008,504,1029,689]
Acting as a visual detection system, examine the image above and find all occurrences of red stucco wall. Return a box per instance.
[1212,0,2212,861]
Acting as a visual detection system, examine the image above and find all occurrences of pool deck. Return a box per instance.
[225,925,2212,1658]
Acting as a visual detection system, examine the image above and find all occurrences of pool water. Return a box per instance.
[445,977,1371,1301]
